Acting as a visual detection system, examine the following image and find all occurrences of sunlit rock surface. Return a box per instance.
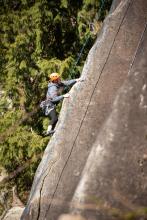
[3,207,24,220]
[21,0,147,219]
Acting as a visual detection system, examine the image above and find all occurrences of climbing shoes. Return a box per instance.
[43,130,55,136]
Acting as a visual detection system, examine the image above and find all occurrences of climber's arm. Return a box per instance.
[52,94,70,103]
[62,79,77,87]
[47,85,69,103]
[62,78,84,87]
[51,95,64,103]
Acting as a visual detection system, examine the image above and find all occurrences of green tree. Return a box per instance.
[0,0,112,208]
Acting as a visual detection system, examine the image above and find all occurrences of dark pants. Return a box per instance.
[49,108,58,130]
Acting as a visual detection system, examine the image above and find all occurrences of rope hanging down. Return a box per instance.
[46,0,135,214]
[72,0,107,70]
[0,0,108,143]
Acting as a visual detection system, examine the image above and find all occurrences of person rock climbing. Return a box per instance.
[40,72,83,136]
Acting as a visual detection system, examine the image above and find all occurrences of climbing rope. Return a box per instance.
[70,0,108,74]
[74,34,90,67]
[0,0,108,144]
[45,0,136,215]
[32,2,111,217]
[44,0,127,214]
[0,0,112,196]
[96,0,106,21]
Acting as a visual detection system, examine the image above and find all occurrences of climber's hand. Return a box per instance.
[76,78,85,82]
[63,93,70,98]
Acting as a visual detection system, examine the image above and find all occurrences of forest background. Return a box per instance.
[0,0,112,212]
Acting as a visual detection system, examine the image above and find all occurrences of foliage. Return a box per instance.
[0,0,112,205]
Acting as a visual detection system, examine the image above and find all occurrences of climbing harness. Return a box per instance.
[45,0,114,214]
[40,99,55,116]
[46,0,147,215]
[0,0,108,144]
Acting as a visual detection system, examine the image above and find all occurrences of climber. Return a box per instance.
[40,72,83,136]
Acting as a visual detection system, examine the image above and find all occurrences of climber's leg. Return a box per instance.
[46,108,58,135]
[50,107,58,129]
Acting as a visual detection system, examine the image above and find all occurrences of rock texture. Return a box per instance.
[58,214,86,220]
[3,207,24,220]
[2,187,24,220]
[70,24,147,220]
[21,0,147,219]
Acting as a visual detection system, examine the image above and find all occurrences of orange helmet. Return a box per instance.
[49,73,60,82]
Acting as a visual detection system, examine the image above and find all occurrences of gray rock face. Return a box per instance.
[70,24,147,220]
[3,207,24,220]
[21,0,147,219]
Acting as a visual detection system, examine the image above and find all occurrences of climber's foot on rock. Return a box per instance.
[43,130,55,136]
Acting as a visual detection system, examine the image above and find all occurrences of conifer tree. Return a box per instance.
[0,0,112,207]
